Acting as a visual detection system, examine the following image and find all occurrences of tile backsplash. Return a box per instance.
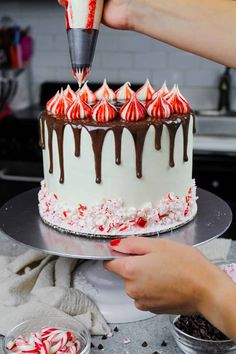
[1,0,236,109]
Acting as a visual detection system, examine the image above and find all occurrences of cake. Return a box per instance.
[38,79,197,237]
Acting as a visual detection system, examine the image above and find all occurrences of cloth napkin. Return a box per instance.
[0,250,110,337]
[197,238,232,261]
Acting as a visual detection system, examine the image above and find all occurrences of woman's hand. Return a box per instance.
[102,0,136,30]
[104,237,230,315]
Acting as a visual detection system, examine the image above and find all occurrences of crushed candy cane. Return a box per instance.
[38,180,197,236]
[6,327,81,354]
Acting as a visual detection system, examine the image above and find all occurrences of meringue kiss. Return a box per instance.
[95,79,116,102]
[92,98,118,122]
[147,93,173,119]
[46,88,72,115]
[115,82,134,102]
[136,79,155,102]
[67,94,92,120]
[120,94,147,122]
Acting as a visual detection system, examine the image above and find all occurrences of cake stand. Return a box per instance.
[0,188,232,323]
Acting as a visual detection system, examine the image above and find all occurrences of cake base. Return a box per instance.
[38,180,197,238]
[39,205,197,239]
[0,188,232,259]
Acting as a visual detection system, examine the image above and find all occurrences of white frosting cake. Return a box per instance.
[39,80,197,237]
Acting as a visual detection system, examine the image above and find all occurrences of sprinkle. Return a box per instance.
[142,341,148,347]
[136,217,147,228]
[161,340,167,347]
[123,338,131,344]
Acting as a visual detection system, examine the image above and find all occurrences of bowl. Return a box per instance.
[170,315,236,354]
[3,316,91,354]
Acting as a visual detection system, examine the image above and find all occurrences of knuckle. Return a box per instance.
[125,285,139,299]
[123,259,137,278]
[134,300,147,311]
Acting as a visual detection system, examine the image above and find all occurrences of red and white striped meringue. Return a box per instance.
[78,81,97,105]
[46,89,72,115]
[147,92,173,119]
[119,94,147,122]
[95,79,116,102]
[115,82,134,102]
[73,67,90,88]
[136,79,155,102]
[165,85,190,114]
[153,81,169,99]
[64,84,77,102]
[67,94,92,120]
[92,98,118,122]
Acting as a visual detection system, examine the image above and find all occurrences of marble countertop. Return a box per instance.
[0,232,235,354]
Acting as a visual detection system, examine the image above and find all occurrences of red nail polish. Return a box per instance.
[110,239,121,247]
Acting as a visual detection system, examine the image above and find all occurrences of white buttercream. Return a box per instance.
[66,0,104,29]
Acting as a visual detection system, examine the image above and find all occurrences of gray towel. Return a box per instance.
[0,250,110,336]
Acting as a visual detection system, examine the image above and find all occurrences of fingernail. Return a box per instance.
[110,239,121,247]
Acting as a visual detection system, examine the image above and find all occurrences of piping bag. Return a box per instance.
[61,0,104,87]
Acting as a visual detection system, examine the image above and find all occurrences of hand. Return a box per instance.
[104,237,228,315]
[102,0,136,30]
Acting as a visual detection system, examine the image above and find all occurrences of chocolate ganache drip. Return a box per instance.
[40,112,194,184]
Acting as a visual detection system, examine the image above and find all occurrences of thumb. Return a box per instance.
[109,236,161,255]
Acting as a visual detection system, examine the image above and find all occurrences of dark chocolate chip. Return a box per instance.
[91,342,95,348]
[142,341,148,347]
[102,335,107,340]
[98,344,104,350]
[174,315,229,341]
[113,326,119,332]
[152,352,159,354]
[161,340,167,347]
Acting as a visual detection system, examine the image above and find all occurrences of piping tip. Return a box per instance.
[67,28,99,86]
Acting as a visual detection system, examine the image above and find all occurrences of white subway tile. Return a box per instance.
[118,33,151,52]
[184,70,219,87]
[89,69,120,83]
[101,52,133,69]
[152,70,184,88]
[168,52,201,69]
[134,52,166,69]
[117,69,152,85]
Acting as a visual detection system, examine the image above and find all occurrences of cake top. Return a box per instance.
[45,79,191,121]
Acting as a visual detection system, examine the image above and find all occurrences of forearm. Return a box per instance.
[198,270,236,342]
[132,0,236,68]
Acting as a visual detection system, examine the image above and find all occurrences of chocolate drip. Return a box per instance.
[40,111,194,184]
[113,126,124,165]
[192,112,196,134]
[85,126,109,184]
[46,119,54,174]
[44,117,65,183]
[154,123,163,151]
[129,125,149,178]
[72,125,82,157]
[182,116,190,161]
[40,117,45,149]
[164,119,182,168]
[55,124,66,183]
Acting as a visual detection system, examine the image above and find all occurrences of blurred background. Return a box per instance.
[0,0,235,238]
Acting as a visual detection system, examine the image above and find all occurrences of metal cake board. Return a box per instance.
[0,188,232,323]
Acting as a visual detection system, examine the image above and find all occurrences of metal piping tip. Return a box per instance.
[67,28,99,86]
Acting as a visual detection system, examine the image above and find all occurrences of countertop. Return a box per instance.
[0,232,235,354]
